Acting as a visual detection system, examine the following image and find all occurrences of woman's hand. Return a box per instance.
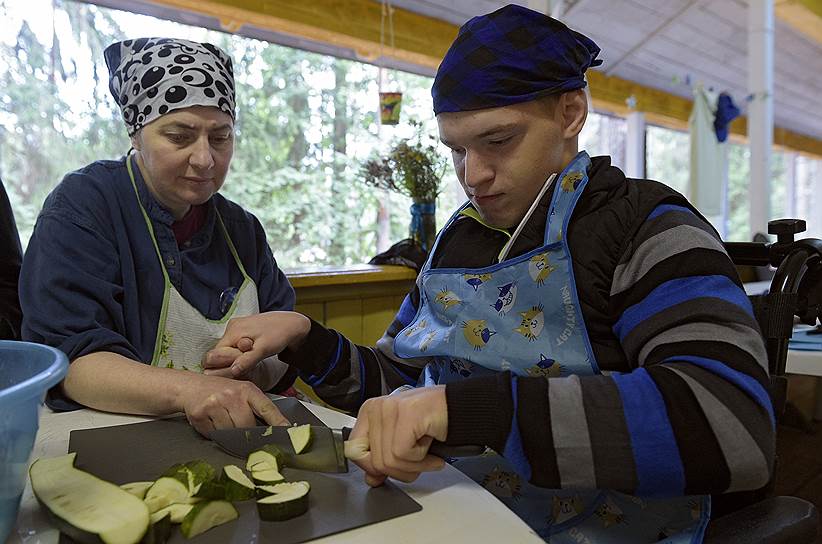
[347,386,448,487]
[178,373,289,436]
[204,311,310,378]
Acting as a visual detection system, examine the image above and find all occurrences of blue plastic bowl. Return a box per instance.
[0,341,68,543]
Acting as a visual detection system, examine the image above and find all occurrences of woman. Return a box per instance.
[20,37,293,434]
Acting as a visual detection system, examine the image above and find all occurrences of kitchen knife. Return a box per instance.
[210,425,484,473]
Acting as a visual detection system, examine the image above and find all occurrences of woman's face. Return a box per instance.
[131,105,234,219]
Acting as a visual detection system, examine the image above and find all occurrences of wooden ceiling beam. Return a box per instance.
[775,0,822,46]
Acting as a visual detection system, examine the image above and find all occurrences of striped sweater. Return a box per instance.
[280,156,774,501]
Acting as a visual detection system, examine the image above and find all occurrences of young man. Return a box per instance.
[211,6,773,542]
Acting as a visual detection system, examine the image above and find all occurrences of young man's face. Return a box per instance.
[437,97,573,229]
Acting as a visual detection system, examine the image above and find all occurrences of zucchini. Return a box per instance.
[192,480,225,500]
[261,426,273,436]
[141,512,172,544]
[29,453,150,544]
[221,465,255,501]
[250,469,285,485]
[150,503,194,524]
[143,477,189,513]
[161,461,215,495]
[120,482,154,500]
[245,445,283,472]
[287,424,312,454]
[180,500,238,539]
[256,481,310,521]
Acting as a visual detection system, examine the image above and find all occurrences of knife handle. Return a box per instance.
[341,427,484,458]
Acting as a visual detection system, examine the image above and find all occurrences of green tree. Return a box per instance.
[1,0,448,268]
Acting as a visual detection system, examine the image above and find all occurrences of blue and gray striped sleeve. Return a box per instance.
[446,204,774,496]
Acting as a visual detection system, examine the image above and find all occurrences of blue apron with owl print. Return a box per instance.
[394,152,710,543]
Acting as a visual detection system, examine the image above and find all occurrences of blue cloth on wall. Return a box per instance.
[713,92,740,143]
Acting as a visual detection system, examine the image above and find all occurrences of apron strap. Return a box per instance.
[126,154,170,284]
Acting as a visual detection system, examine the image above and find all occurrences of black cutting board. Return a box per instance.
[63,398,421,543]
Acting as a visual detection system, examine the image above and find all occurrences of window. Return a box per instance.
[770,151,789,222]
[727,146,799,241]
[645,125,689,195]
[0,0,459,268]
[579,110,627,170]
[795,155,822,239]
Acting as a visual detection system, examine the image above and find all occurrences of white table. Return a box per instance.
[786,348,822,420]
[9,402,543,544]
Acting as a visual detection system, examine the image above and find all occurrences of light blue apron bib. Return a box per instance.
[395,152,710,543]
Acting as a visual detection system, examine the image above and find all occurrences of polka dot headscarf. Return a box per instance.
[104,37,236,135]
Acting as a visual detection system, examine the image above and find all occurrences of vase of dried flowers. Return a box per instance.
[361,125,446,252]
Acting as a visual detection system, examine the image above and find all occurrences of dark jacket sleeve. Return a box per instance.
[279,286,430,413]
[0,177,23,340]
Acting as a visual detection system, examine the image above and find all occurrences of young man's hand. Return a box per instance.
[347,386,448,487]
[204,311,310,378]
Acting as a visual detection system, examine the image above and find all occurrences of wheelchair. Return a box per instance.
[704,218,821,543]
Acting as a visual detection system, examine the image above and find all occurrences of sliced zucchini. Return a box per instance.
[192,480,225,500]
[261,426,273,436]
[161,461,215,496]
[143,477,190,513]
[150,503,194,524]
[256,481,310,521]
[245,445,283,472]
[180,500,238,539]
[141,512,172,544]
[221,465,255,501]
[29,453,150,544]
[287,424,312,454]
[120,482,154,500]
[251,469,285,485]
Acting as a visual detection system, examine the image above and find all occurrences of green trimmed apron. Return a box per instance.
[127,155,289,388]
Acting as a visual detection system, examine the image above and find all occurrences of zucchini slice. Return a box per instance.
[261,426,273,436]
[143,477,190,513]
[142,512,172,544]
[245,445,283,472]
[29,453,150,544]
[287,424,312,454]
[250,469,285,485]
[149,503,194,524]
[120,482,154,500]
[180,500,238,539]
[192,480,225,501]
[161,461,215,496]
[256,481,310,521]
[221,465,255,501]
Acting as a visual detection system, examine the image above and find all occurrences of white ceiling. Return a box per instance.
[387,0,822,142]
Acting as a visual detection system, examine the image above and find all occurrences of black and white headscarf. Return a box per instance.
[104,37,236,136]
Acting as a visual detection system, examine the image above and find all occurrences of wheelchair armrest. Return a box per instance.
[703,496,818,544]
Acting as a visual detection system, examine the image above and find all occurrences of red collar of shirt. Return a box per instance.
[172,204,208,246]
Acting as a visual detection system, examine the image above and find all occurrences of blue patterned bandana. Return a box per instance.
[432,5,602,114]
[104,38,236,135]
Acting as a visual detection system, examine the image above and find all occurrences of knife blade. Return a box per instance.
[210,425,484,473]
